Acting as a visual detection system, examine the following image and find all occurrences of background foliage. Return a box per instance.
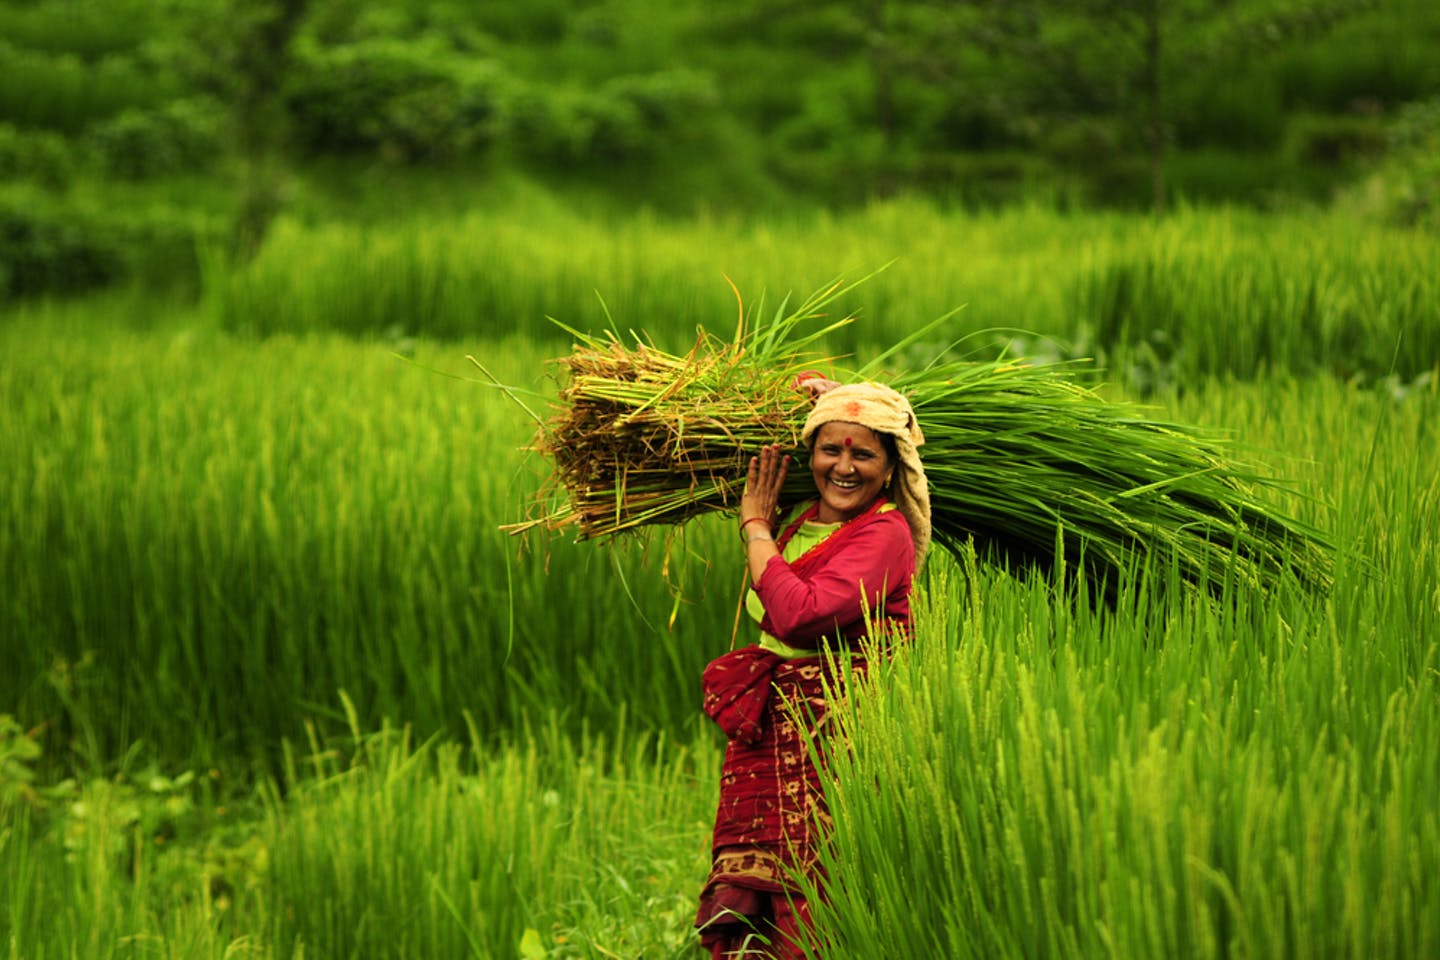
[3,1,1439,956]
[2,0,1439,303]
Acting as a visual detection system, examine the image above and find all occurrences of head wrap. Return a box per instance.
[801,382,931,562]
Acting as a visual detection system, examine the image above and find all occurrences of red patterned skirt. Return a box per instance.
[696,648,865,958]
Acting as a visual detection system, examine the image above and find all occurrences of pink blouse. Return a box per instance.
[752,508,915,647]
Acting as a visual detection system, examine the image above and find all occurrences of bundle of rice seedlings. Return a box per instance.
[500,278,1332,594]
[897,363,1333,593]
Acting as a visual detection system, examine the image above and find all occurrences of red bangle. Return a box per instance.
[740,517,772,532]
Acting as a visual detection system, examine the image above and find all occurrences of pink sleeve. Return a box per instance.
[753,512,915,644]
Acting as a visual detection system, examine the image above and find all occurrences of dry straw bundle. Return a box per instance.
[503,278,1332,594]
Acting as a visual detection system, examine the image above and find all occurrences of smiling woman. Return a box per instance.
[696,382,931,958]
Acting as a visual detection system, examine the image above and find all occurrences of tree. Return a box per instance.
[1033,0,1375,211]
[699,0,1044,196]
[184,0,312,258]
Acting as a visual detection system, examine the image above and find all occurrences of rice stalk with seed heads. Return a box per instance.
[503,278,1332,594]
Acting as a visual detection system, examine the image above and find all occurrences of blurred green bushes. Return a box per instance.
[285,37,510,162]
[0,0,162,59]
[1,0,1433,203]
[0,123,77,188]
[282,33,717,166]
[0,186,215,301]
[0,0,1438,306]
[1,100,228,186]
[0,188,123,299]
[1339,96,1440,231]
[88,98,228,179]
[0,40,183,134]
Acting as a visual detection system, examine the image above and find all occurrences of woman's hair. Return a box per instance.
[877,431,899,465]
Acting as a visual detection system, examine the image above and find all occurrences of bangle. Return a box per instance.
[740,517,772,533]
[746,531,774,543]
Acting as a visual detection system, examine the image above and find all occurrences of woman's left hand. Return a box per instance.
[740,444,789,532]
[793,372,842,400]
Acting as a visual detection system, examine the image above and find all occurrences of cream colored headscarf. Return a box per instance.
[801,382,931,562]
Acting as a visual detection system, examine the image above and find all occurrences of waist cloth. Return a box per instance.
[695,644,868,927]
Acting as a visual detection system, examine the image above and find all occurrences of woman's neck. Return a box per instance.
[815,496,880,525]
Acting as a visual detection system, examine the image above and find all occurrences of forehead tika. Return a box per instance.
[817,422,881,451]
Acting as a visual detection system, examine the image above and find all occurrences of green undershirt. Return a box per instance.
[747,514,843,658]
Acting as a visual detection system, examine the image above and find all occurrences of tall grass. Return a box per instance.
[2,305,1436,956]
[2,370,1434,958]
[0,717,716,958]
[1073,219,1440,384]
[0,308,734,775]
[264,716,712,958]
[209,201,1440,383]
[4,301,1433,777]
[808,377,1440,959]
[811,558,1439,958]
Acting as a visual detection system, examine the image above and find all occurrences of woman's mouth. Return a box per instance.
[830,477,862,490]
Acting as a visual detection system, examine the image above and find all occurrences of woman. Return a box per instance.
[695,380,931,959]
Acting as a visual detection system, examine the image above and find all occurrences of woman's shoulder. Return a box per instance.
[850,505,915,551]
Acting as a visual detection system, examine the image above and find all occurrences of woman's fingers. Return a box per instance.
[758,446,789,501]
[797,377,841,399]
[761,445,776,478]
[742,445,790,526]
[768,448,789,491]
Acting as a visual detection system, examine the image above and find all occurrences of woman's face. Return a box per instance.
[810,421,891,523]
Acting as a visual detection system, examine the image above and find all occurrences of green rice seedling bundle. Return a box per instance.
[506,279,1332,594]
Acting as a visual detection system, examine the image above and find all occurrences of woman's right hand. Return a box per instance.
[740,444,789,533]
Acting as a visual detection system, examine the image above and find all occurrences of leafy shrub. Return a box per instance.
[536,86,645,162]
[0,714,42,810]
[1170,73,1285,150]
[0,41,182,133]
[1273,14,1440,112]
[1339,97,1440,230]
[600,69,717,131]
[0,188,123,299]
[0,122,80,187]
[1284,112,1387,168]
[87,97,227,179]
[285,37,511,162]
[0,187,214,301]
[0,0,159,59]
[512,69,719,165]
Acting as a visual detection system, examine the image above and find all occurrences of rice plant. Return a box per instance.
[512,277,1333,595]
[0,307,731,776]
[1,294,1436,958]
[209,201,1440,384]
[807,537,1439,958]
[0,710,718,959]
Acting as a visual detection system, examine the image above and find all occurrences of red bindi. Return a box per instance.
[843,436,853,447]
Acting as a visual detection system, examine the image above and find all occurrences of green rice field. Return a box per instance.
[3,200,1438,957]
